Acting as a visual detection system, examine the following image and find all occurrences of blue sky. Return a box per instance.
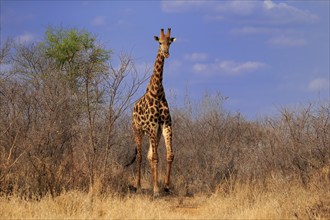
[1,0,329,119]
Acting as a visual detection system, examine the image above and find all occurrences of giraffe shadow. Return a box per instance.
[127,185,151,195]
[127,184,174,197]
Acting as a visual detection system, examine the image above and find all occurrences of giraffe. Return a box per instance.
[131,28,176,197]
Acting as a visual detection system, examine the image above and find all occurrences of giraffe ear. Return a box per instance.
[154,36,159,41]
[170,37,176,43]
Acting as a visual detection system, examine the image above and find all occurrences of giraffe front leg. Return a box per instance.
[163,125,174,192]
[148,129,161,197]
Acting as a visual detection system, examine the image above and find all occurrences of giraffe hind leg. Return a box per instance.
[163,125,174,193]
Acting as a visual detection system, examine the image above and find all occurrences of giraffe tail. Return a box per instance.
[124,148,137,168]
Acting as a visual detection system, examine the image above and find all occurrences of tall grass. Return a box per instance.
[1,176,329,219]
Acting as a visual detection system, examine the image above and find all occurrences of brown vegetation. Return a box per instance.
[0,29,329,218]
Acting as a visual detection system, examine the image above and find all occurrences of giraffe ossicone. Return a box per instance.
[131,28,175,197]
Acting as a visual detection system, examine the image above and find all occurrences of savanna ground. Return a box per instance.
[1,177,330,219]
[1,28,329,219]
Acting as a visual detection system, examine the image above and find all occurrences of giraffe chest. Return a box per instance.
[133,96,171,132]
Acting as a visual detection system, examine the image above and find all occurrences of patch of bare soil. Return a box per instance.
[165,195,205,216]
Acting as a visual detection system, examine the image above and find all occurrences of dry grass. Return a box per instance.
[1,176,329,219]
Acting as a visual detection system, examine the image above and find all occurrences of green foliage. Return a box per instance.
[42,27,111,86]
[44,27,107,65]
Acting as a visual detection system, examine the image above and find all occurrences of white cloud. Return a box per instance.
[91,16,106,26]
[161,1,209,13]
[230,26,299,37]
[268,35,306,47]
[193,63,208,73]
[193,60,267,75]
[15,33,35,43]
[231,26,279,35]
[262,0,319,24]
[230,27,307,48]
[264,0,275,10]
[308,78,329,91]
[215,1,259,16]
[184,52,208,62]
[218,60,267,74]
[162,0,319,25]
[163,1,258,15]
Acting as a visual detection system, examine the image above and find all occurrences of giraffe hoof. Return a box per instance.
[164,187,173,195]
[128,185,137,193]
[153,192,160,198]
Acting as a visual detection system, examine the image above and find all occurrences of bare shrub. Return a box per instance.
[0,29,148,197]
[167,94,329,195]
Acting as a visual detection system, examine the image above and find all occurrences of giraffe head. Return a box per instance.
[154,28,176,58]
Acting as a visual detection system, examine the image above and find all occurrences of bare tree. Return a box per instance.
[101,53,149,179]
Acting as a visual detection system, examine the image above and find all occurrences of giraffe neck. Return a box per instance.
[146,48,165,97]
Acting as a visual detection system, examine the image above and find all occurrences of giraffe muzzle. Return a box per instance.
[163,52,170,58]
